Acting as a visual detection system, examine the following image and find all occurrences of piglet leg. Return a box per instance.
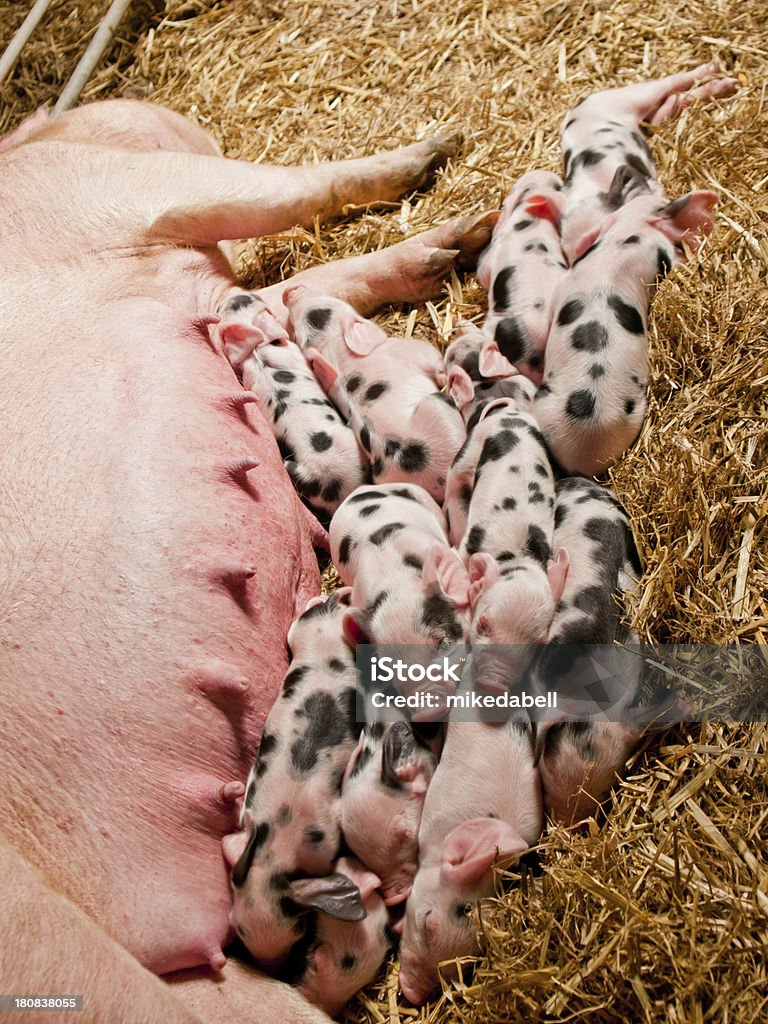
[582,62,739,127]
[647,71,741,126]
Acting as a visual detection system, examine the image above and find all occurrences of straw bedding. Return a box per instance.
[1,1,765,1021]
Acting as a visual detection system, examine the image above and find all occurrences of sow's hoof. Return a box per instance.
[392,210,500,303]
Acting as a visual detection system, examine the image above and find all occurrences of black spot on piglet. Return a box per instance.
[607,294,644,335]
[571,321,608,352]
[364,382,389,402]
[290,691,350,773]
[398,443,428,473]
[282,665,308,699]
[322,478,342,503]
[370,522,405,546]
[557,298,585,326]
[577,148,606,168]
[225,292,255,313]
[465,525,486,556]
[492,265,516,311]
[349,488,384,503]
[566,390,596,419]
[310,431,333,452]
[307,307,332,332]
[338,534,354,564]
[525,524,551,566]
[478,430,520,466]
[656,248,673,281]
[420,591,463,642]
[403,553,423,571]
[495,317,527,364]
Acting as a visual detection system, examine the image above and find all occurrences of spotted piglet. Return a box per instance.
[446,359,537,432]
[476,171,568,382]
[222,590,364,963]
[559,62,739,261]
[530,476,645,823]
[285,287,466,504]
[330,482,471,658]
[534,189,718,477]
[341,720,439,906]
[443,400,568,689]
[398,698,542,1005]
[442,320,517,383]
[218,291,367,521]
[280,857,396,1016]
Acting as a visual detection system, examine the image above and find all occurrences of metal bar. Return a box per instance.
[51,0,133,118]
[0,0,55,85]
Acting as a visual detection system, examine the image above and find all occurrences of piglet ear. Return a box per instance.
[221,828,249,869]
[251,307,290,344]
[479,397,514,422]
[344,317,388,356]
[571,224,603,261]
[342,732,366,787]
[606,165,650,208]
[478,341,517,379]
[532,712,569,770]
[343,608,373,649]
[657,190,718,252]
[476,250,492,290]
[467,552,499,607]
[306,348,339,392]
[229,817,263,888]
[334,856,381,901]
[546,547,570,606]
[447,364,475,410]
[422,544,471,608]
[524,190,565,223]
[382,722,434,795]
[288,873,366,921]
[441,817,529,885]
[281,282,307,308]
[220,322,269,367]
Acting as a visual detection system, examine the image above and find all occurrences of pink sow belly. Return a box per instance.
[0,295,320,973]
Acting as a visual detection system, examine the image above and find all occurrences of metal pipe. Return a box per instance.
[52,0,133,118]
[0,0,55,85]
